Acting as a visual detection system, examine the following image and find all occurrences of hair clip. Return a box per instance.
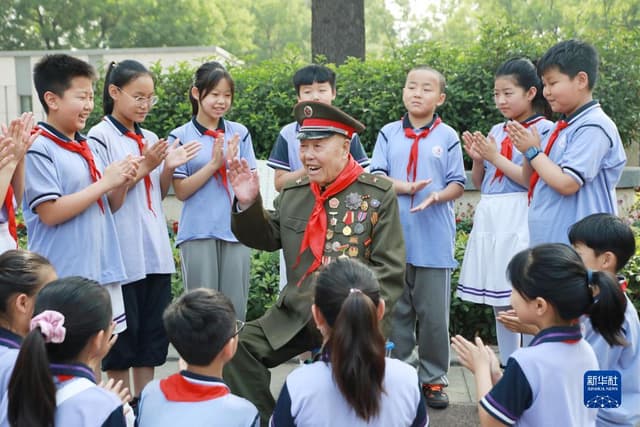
[349,288,362,294]
[30,310,66,344]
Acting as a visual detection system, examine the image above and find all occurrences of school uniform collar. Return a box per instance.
[503,113,545,129]
[49,362,96,383]
[0,327,22,349]
[159,370,230,402]
[104,115,143,137]
[562,100,599,125]
[402,113,439,131]
[529,325,582,346]
[191,116,225,136]
[37,122,87,143]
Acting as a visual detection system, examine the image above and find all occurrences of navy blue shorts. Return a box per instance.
[102,274,172,371]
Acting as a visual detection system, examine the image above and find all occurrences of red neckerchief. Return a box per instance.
[203,128,230,201]
[160,373,229,402]
[122,130,155,215]
[492,116,545,183]
[35,126,104,213]
[294,156,364,285]
[3,186,17,245]
[619,277,628,293]
[528,119,569,204]
[404,116,442,183]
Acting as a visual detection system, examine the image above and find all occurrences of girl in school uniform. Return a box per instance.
[0,114,38,253]
[452,243,627,427]
[0,250,56,399]
[270,258,428,427]
[170,61,257,320]
[87,60,200,404]
[7,276,128,427]
[457,58,554,364]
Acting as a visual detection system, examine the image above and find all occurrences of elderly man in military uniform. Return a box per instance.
[224,101,406,426]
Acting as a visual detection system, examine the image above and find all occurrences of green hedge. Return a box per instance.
[87,24,640,162]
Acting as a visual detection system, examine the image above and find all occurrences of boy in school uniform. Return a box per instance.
[267,64,369,192]
[24,54,139,334]
[508,39,626,246]
[370,65,466,409]
[136,288,259,427]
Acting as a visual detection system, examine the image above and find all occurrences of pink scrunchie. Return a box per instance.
[30,310,66,344]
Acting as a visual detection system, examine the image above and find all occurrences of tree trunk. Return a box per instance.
[311,0,365,64]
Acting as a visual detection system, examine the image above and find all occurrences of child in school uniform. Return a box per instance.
[508,40,626,246]
[87,60,201,405]
[7,277,127,427]
[170,62,257,320]
[370,65,466,409]
[270,259,427,427]
[24,54,140,334]
[0,114,38,252]
[267,64,370,290]
[453,243,627,427]
[0,250,56,404]
[136,288,259,427]
[499,214,640,426]
[457,58,554,365]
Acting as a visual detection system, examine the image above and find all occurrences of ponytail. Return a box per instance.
[329,290,386,421]
[8,328,56,427]
[314,259,386,421]
[587,270,627,346]
[102,61,118,115]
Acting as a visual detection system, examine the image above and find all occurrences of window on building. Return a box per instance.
[19,95,32,113]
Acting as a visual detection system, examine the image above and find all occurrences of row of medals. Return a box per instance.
[323,192,381,262]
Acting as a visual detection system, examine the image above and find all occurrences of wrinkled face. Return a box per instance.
[299,134,350,186]
[195,77,233,120]
[494,76,536,122]
[541,67,585,116]
[297,81,336,105]
[110,74,155,124]
[402,69,446,119]
[49,76,94,135]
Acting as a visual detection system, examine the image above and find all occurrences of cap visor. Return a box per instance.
[296,130,336,140]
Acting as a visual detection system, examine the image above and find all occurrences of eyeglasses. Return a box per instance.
[229,319,245,340]
[116,87,158,107]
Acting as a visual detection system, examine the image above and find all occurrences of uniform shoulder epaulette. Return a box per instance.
[282,175,310,191]
[357,173,392,191]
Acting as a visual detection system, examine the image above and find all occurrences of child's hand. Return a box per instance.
[103,156,141,189]
[226,133,240,163]
[142,139,169,171]
[99,378,131,404]
[209,134,225,170]
[409,191,439,212]
[165,139,201,170]
[451,335,491,374]
[496,309,540,335]
[507,121,541,153]
[485,344,503,384]
[462,131,484,162]
[404,178,432,195]
[1,113,38,166]
[0,136,15,170]
[474,132,499,163]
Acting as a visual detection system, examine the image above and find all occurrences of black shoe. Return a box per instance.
[422,384,449,409]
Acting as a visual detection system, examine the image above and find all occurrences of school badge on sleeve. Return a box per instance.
[584,370,622,409]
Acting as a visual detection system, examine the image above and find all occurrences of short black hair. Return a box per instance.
[537,39,599,89]
[568,213,636,271]
[163,288,236,366]
[293,65,336,94]
[407,65,446,93]
[33,54,96,113]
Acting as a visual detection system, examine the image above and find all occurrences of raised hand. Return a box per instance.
[462,131,483,162]
[451,335,491,374]
[227,157,259,209]
[405,178,432,195]
[507,120,541,153]
[103,156,142,189]
[226,133,240,163]
[210,134,225,171]
[474,132,499,163]
[410,191,439,213]
[496,309,540,335]
[142,139,169,171]
[165,139,202,170]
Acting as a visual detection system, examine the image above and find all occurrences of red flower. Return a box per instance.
[172,221,179,235]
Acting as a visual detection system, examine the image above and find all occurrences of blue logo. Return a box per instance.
[584,370,622,408]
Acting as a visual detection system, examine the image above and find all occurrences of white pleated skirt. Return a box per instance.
[457,192,529,306]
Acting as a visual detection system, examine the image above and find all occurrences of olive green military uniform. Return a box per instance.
[223,173,406,426]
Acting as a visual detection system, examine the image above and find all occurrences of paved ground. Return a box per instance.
[151,344,482,426]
